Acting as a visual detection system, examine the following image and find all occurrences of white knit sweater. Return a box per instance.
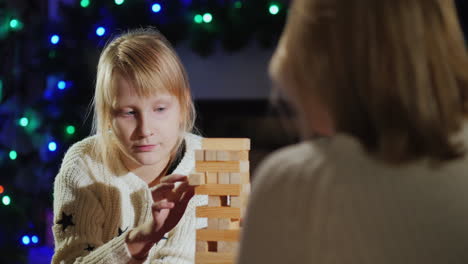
[238,126,468,264]
[52,133,207,264]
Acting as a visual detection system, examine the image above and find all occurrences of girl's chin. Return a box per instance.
[134,157,159,166]
[132,153,164,165]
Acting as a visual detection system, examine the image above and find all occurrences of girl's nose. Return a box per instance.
[138,113,154,137]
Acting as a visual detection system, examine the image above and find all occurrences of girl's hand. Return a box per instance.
[150,174,195,237]
[126,174,195,259]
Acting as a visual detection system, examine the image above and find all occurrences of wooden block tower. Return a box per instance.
[189,138,251,264]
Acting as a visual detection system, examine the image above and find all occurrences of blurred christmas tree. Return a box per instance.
[0,0,287,263]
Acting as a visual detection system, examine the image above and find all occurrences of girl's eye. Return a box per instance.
[123,110,135,116]
[155,107,166,112]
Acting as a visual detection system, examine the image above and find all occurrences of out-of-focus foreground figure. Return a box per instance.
[238,0,468,263]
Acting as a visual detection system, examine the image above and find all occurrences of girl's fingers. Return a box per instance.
[176,181,189,192]
[151,183,175,201]
[153,183,175,192]
[152,200,175,211]
[179,186,195,205]
[152,176,195,203]
[170,181,194,202]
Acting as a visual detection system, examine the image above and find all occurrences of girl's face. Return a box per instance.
[111,74,181,169]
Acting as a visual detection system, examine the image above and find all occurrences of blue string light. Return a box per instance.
[50,35,60,45]
[57,81,66,90]
[31,236,39,244]
[22,236,30,245]
[48,141,57,152]
[96,27,106,36]
[152,3,161,13]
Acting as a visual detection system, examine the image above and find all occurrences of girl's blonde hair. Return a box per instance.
[275,0,468,163]
[92,28,196,172]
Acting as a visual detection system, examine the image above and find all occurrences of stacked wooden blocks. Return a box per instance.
[189,138,251,264]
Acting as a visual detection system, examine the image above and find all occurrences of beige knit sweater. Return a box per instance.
[52,133,207,264]
[238,126,468,264]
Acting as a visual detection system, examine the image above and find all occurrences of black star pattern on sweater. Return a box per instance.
[118,226,128,236]
[57,212,75,231]
[85,244,95,252]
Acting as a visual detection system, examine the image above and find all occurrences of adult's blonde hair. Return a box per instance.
[274,0,468,163]
[92,28,196,172]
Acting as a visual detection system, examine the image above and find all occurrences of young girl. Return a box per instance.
[52,28,206,263]
[238,0,468,263]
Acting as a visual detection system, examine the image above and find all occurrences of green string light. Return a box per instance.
[80,0,90,8]
[234,1,242,8]
[115,0,124,5]
[23,108,41,134]
[194,14,203,24]
[9,19,19,29]
[8,18,23,31]
[2,196,11,206]
[19,117,29,127]
[9,150,17,160]
[66,125,76,135]
[269,4,280,15]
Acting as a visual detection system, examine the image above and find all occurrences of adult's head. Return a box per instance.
[270,0,468,163]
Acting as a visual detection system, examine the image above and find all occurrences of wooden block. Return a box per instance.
[218,241,239,253]
[189,173,205,186]
[234,150,249,161]
[196,229,240,242]
[242,183,251,195]
[207,218,218,229]
[206,173,218,184]
[218,172,230,184]
[208,196,222,207]
[195,150,205,161]
[218,218,240,230]
[195,184,241,196]
[202,138,251,150]
[196,241,208,252]
[229,173,240,184]
[205,150,217,161]
[229,195,249,208]
[216,151,230,161]
[228,173,249,184]
[195,252,235,264]
[242,172,250,184]
[196,206,241,218]
[230,196,241,208]
[209,195,229,207]
[217,150,249,161]
[196,161,249,173]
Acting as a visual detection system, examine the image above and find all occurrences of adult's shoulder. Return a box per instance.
[252,139,328,191]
